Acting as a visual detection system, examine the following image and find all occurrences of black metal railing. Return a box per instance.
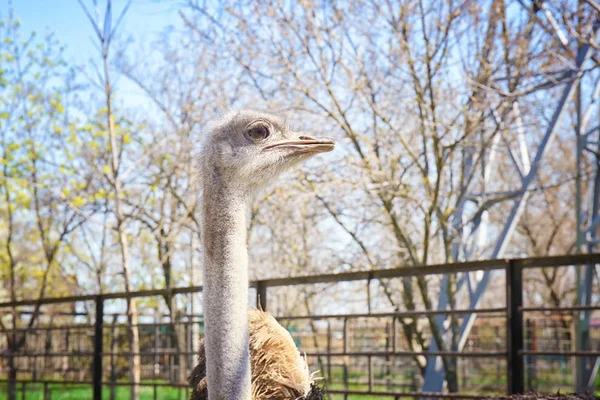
[1,253,599,399]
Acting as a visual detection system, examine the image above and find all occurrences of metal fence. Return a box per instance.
[1,253,600,399]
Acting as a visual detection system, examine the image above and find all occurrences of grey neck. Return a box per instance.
[201,182,252,400]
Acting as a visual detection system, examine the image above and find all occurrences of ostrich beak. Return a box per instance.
[264,135,335,154]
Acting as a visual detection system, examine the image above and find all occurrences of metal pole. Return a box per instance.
[368,355,374,392]
[327,320,332,382]
[343,317,348,390]
[366,277,372,313]
[506,261,524,394]
[93,296,104,400]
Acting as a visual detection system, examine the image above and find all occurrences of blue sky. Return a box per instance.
[8,0,180,62]
[3,0,182,108]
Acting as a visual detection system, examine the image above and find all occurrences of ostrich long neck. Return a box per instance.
[201,182,251,400]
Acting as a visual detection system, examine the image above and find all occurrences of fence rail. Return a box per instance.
[1,253,600,399]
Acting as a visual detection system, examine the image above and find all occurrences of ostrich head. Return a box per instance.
[198,109,334,196]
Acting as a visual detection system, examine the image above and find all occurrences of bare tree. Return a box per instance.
[77,1,142,397]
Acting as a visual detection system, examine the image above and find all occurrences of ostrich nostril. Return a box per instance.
[299,135,315,141]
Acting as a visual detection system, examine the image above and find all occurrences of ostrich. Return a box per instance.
[189,110,333,400]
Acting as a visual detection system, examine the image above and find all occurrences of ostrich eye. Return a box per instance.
[245,125,270,142]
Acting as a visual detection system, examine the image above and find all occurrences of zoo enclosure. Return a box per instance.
[1,253,600,399]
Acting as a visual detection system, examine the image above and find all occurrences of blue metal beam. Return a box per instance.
[422,37,598,392]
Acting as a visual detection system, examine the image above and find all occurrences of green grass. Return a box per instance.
[0,382,189,400]
[2,379,598,400]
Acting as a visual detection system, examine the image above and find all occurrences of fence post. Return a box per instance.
[506,260,524,394]
[256,281,267,311]
[93,295,104,400]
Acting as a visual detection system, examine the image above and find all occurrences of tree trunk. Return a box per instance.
[119,227,140,400]
[175,321,188,383]
[102,23,141,397]
[127,298,141,399]
[159,236,188,384]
